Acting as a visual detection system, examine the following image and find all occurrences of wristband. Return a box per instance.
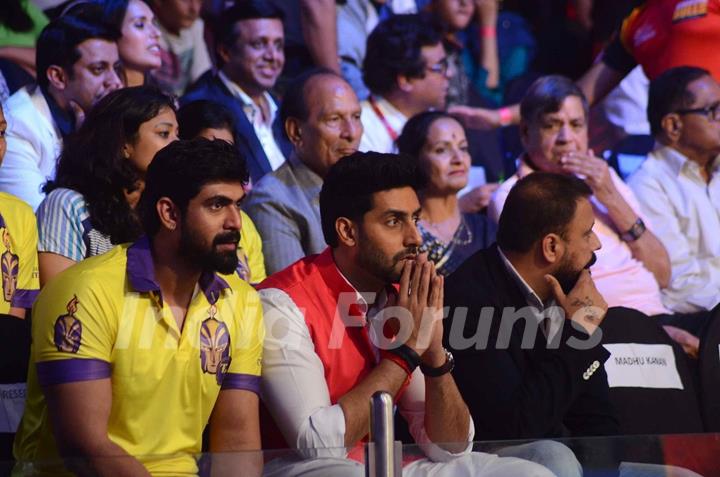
[381,344,422,376]
[498,106,513,127]
[480,25,496,38]
[420,348,455,377]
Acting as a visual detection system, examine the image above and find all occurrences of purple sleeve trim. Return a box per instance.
[11,288,39,309]
[37,358,111,387]
[221,373,260,394]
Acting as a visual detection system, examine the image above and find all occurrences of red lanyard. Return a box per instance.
[368,96,399,142]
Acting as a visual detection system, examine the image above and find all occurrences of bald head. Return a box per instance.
[282,70,363,177]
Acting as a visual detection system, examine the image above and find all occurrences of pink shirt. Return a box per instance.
[489,161,669,316]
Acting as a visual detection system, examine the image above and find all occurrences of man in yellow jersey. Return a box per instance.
[14,139,264,476]
[0,104,40,321]
[0,102,41,461]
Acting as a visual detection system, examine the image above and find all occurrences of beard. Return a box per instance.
[356,235,419,284]
[553,252,597,295]
[179,225,240,275]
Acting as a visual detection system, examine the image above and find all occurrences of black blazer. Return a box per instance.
[443,245,619,440]
[181,71,292,183]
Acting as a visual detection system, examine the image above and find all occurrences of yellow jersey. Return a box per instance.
[14,237,264,475]
[0,192,39,313]
[236,211,266,285]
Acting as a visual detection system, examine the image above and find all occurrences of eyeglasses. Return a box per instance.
[676,102,720,122]
[425,57,450,76]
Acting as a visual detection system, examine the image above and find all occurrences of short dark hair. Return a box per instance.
[177,100,237,142]
[647,66,711,137]
[363,14,442,97]
[215,0,284,48]
[139,139,250,236]
[64,0,126,31]
[497,172,592,253]
[36,14,119,91]
[520,75,588,125]
[320,151,425,247]
[279,67,343,125]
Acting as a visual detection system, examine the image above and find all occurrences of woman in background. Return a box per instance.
[37,86,177,284]
[70,0,162,87]
[397,110,496,276]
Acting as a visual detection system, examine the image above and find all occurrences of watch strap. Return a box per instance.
[420,348,455,377]
[620,218,646,242]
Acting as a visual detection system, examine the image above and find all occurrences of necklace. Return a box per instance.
[422,215,473,247]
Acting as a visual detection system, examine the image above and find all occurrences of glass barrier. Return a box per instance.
[2,434,720,476]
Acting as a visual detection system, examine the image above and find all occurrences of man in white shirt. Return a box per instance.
[181,0,290,183]
[359,14,451,154]
[1,16,122,210]
[257,151,566,477]
[629,66,720,317]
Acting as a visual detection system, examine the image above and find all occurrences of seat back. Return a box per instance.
[599,307,704,435]
[697,309,720,431]
[0,314,31,464]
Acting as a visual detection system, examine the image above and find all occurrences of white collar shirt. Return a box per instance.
[498,248,565,343]
[218,71,286,171]
[628,145,720,312]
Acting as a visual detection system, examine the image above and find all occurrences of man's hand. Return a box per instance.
[545,270,608,335]
[560,151,618,206]
[475,0,499,26]
[393,257,444,358]
[458,183,500,213]
[422,270,445,367]
[448,105,501,130]
[68,100,86,130]
[662,325,700,359]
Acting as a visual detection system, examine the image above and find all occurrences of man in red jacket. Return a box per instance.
[257,151,576,477]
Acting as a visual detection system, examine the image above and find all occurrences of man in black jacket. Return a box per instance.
[444,171,619,441]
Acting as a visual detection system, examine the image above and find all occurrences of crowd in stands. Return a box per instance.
[0,0,719,476]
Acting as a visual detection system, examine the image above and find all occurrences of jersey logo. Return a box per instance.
[235,248,251,282]
[54,295,82,353]
[1,229,18,303]
[200,304,232,385]
[672,0,708,23]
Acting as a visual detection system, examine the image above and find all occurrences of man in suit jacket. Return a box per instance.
[1,16,122,210]
[243,69,362,275]
[180,1,291,183]
[444,171,619,441]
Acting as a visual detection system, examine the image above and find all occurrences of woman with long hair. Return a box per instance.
[397,110,496,276]
[37,86,177,284]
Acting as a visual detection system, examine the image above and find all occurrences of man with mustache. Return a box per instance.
[181,0,291,183]
[444,171,619,443]
[488,75,703,356]
[257,151,558,477]
[244,68,363,274]
[14,139,264,476]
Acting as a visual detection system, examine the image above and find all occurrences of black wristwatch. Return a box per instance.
[620,218,646,242]
[420,348,455,377]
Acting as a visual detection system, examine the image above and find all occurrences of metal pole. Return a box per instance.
[366,391,400,477]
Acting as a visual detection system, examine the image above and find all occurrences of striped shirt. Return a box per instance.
[36,188,113,262]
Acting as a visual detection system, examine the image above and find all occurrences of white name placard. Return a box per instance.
[602,343,683,390]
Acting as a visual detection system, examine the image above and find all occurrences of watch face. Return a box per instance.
[623,219,646,241]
